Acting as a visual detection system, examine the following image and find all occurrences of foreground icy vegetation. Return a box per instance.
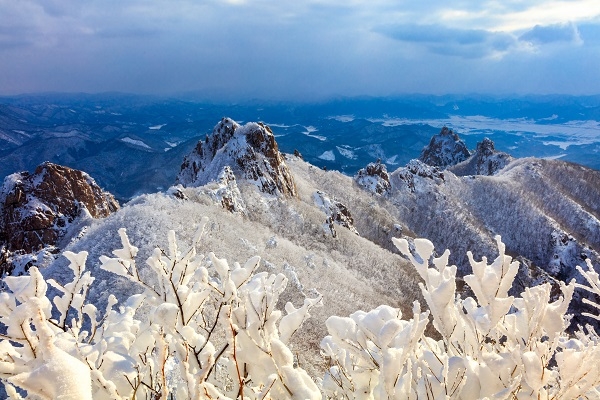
[2,218,600,398]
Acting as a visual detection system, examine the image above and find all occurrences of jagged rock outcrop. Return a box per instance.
[548,230,592,279]
[450,138,513,176]
[394,159,445,193]
[313,191,359,238]
[177,118,297,197]
[419,126,471,168]
[354,161,391,195]
[0,162,119,254]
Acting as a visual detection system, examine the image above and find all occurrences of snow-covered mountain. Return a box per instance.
[419,126,471,167]
[2,115,600,382]
[176,118,297,197]
[0,162,119,275]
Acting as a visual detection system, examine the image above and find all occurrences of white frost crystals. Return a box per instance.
[321,235,600,399]
[0,217,322,399]
[4,218,600,399]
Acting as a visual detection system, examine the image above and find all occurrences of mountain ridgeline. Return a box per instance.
[1,118,600,338]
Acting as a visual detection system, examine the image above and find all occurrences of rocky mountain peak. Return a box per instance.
[177,118,297,197]
[450,137,513,176]
[0,162,119,254]
[419,126,471,168]
[354,160,391,195]
[477,137,495,156]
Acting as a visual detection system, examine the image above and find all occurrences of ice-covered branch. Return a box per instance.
[0,218,321,399]
[322,236,600,399]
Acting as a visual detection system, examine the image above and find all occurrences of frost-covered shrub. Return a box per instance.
[321,236,600,399]
[0,217,321,399]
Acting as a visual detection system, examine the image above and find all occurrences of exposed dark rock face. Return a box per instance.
[0,162,119,254]
[395,159,445,193]
[450,138,513,176]
[420,126,471,168]
[177,118,297,197]
[354,161,391,195]
[313,191,359,238]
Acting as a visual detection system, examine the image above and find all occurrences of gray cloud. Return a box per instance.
[376,24,518,58]
[519,23,581,45]
[0,1,599,98]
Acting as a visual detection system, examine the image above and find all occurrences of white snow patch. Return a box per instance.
[329,115,355,123]
[267,123,292,128]
[540,114,559,121]
[149,124,166,130]
[543,141,576,150]
[336,146,357,160]
[318,151,336,161]
[542,154,567,160]
[386,155,399,164]
[121,137,152,149]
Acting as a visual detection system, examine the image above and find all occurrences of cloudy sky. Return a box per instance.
[1,0,599,100]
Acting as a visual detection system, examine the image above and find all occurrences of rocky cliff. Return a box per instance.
[419,126,471,168]
[354,160,391,195]
[0,162,119,273]
[177,118,297,197]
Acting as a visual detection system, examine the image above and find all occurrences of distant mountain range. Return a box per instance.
[1,93,599,201]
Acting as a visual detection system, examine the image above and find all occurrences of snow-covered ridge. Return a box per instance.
[450,137,513,176]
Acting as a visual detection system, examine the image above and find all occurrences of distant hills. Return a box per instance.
[1,93,599,201]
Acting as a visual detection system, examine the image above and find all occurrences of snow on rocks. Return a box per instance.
[0,162,119,254]
[548,230,590,277]
[0,162,119,276]
[354,160,391,195]
[313,191,359,237]
[394,159,445,193]
[177,118,297,197]
[451,137,513,176]
[196,166,247,215]
[419,126,471,168]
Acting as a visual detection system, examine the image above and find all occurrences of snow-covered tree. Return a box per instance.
[321,236,600,399]
[4,216,600,399]
[0,217,321,399]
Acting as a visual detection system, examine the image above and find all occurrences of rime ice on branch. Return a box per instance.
[0,217,321,399]
[321,235,600,399]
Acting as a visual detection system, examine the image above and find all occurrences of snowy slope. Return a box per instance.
[41,167,422,377]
